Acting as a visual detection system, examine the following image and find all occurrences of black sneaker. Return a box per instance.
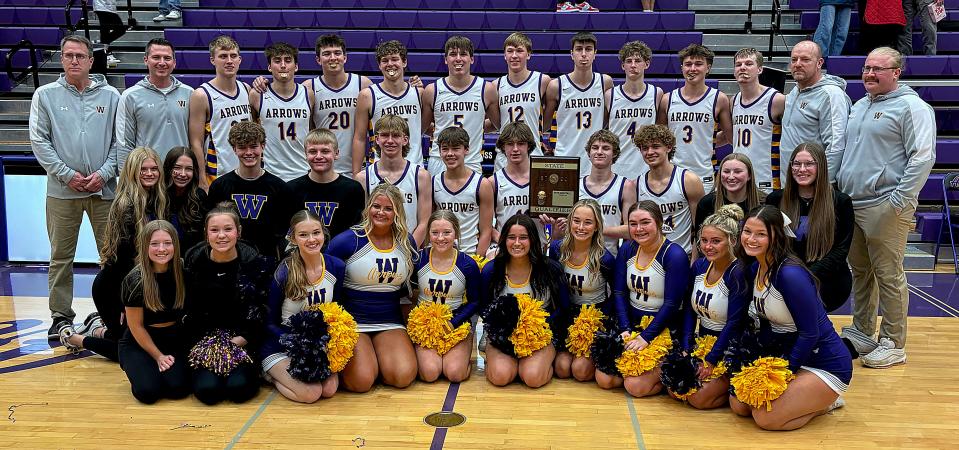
[48,318,72,339]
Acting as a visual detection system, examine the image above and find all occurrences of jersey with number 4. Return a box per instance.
[609,83,659,178]
[636,166,693,254]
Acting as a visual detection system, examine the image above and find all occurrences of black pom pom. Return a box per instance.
[660,351,701,398]
[280,308,333,383]
[590,322,624,377]
[482,294,521,357]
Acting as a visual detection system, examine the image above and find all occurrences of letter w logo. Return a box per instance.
[306,201,338,226]
[232,194,268,219]
[428,278,453,303]
[95,106,105,113]
[376,258,399,284]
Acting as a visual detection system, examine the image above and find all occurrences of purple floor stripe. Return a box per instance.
[428,382,461,450]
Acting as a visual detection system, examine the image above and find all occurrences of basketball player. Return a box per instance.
[304,34,372,177]
[580,130,636,256]
[421,36,499,175]
[355,115,432,247]
[634,124,704,257]
[492,32,551,172]
[352,40,425,174]
[731,48,785,194]
[432,127,494,256]
[188,35,252,188]
[657,44,732,193]
[287,128,365,239]
[543,32,614,176]
[606,41,662,178]
[249,42,314,182]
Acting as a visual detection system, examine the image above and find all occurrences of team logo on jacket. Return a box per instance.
[874,112,883,120]
[95,106,106,113]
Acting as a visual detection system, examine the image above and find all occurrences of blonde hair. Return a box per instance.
[558,199,607,284]
[427,210,462,251]
[304,128,338,151]
[134,220,185,312]
[700,204,743,255]
[373,114,411,157]
[282,209,328,302]
[102,147,168,265]
[504,32,533,52]
[354,184,417,288]
[208,35,239,57]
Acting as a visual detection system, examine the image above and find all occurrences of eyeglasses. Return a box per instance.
[61,53,90,61]
[791,161,817,170]
[861,66,899,74]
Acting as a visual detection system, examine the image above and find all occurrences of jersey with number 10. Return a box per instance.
[732,87,782,193]
[370,83,423,166]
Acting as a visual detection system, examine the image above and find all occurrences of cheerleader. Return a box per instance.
[695,153,764,233]
[163,147,208,251]
[481,214,570,388]
[729,205,852,430]
[118,220,191,404]
[263,210,348,403]
[547,199,614,382]
[183,202,274,405]
[62,147,168,361]
[672,204,749,409]
[599,200,690,397]
[326,184,419,392]
[410,210,482,382]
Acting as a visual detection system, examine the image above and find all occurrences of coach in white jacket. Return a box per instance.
[30,35,120,338]
[837,47,936,369]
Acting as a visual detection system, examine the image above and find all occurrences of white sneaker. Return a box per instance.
[840,326,879,356]
[152,13,167,22]
[826,396,845,412]
[106,54,121,68]
[861,337,906,368]
[165,10,181,20]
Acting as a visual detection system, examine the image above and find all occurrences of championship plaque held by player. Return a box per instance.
[529,156,580,219]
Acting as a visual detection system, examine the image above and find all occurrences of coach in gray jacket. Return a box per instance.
[116,37,192,170]
[30,35,120,338]
[780,40,851,185]
[837,47,936,369]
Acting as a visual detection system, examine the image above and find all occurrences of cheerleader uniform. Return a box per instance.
[261,254,347,373]
[412,249,482,327]
[480,260,571,344]
[681,257,750,366]
[613,238,690,343]
[547,240,615,315]
[326,229,417,333]
[749,262,853,393]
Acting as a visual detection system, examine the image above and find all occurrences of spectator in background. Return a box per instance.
[92,0,123,67]
[813,0,856,57]
[154,0,182,22]
[898,0,940,55]
[858,0,906,54]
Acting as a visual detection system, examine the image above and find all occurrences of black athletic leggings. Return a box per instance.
[192,361,260,405]
[89,265,131,362]
[118,327,191,404]
[94,11,125,46]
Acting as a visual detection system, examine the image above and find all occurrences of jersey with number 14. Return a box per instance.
[313,74,360,175]
[732,87,782,193]
[260,84,312,182]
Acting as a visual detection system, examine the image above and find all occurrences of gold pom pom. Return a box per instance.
[691,335,727,381]
[510,293,553,358]
[673,388,699,402]
[314,302,358,373]
[615,329,673,377]
[729,356,796,411]
[469,253,490,271]
[566,304,605,358]
[407,302,471,356]
[436,322,471,355]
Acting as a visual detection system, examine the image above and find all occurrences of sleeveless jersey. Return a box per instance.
[432,171,482,254]
[666,87,719,192]
[636,166,693,254]
[279,258,340,323]
[416,251,469,310]
[201,80,251,179]
[370,83,424,166]
[259,84,312,182]
[495,72,544,172]
[750,276,797,334]
[365,161,421,233]
[313,74,361,175]
[553,73,606,176]
[492,168,548,244]
[732,87,782,193]
[691,261,731,333]
[608,83,659,178]
[429,77,486,174]
[623,240,670,313]
[579,175,626,256]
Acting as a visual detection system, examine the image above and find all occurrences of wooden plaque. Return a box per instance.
[529,156,580,219]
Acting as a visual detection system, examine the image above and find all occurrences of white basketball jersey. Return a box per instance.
[429,77,486,174]
[579,175,626,256]
[554,73,606,176]
[732,87,782,193]
[201,81,252,178]
[417,254,469,310]
[365,161,420,233]
[666,87,719,192]
[432,172,482,254]
[563,260,608,306]
[259,84,312,182]
[609,83,659,178]
[493,168,529,232]
[636,166,693,254]
[624,244,668,312]
[370,83,424,166]
[495,72,544,172]
[313,74,361,175]
[691,263,731,333]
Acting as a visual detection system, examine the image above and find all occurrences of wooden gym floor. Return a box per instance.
[1,268,957,449]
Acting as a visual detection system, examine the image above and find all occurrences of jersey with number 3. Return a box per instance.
[313,74,360,175]
[259,84,312,181]
[732,87,782,193]
[554,73,605,175]
[666,87,719,192]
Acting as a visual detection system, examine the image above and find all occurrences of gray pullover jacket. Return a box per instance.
[780,74,851,183]
[115,75,193,170]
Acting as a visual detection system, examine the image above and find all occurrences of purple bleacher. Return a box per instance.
[825,56,959,77]
[166,29,701,52]
[845,81,959,102]
[195,0,688,9]
[920,173,959,202]
[0,0,65,5]
[0,28,61,47]
[937,109,959,131]
[0,7,83,26]
[844,33,959,54]
[183,10,695,30]
[789,0,957,10]
[800,11,959,30]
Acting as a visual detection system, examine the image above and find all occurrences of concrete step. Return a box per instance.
[703,33,806,52]
[0,143,31,153]
[904,244,937,270]
[695,13,802,31]
[86,29,166,47]
[689,0,779,11]
[0,99,30,114]
[0,127,28,142]
[86,11,183,28]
